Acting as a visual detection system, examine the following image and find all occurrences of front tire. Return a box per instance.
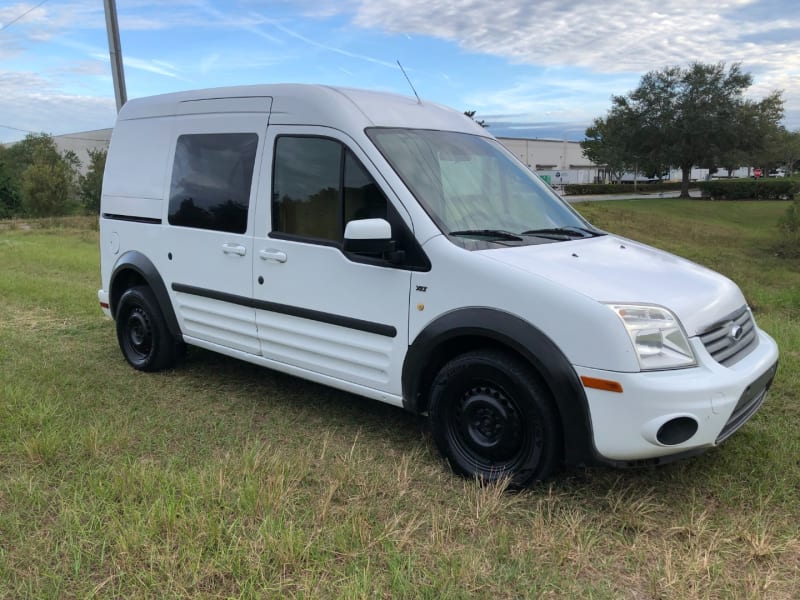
[429,350,561,487]
[116,285,183,371]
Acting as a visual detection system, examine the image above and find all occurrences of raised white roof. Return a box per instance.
[117,83,489,137]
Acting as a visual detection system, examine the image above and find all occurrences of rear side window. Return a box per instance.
[272,136,387,243]
[168,133,258,233]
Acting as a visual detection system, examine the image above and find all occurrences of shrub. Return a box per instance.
[0,163,21,218]
[698,178,799,200]
[776,199,800,257]
[79,149,107,214]
[21,160,73,217]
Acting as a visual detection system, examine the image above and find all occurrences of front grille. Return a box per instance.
[699,306,758,366]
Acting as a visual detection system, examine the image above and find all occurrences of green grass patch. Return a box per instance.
[2,206,799,598]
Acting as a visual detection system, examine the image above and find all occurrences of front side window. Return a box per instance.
[168,133,257,234]
[367,128,598,247]
[272,136,387,242]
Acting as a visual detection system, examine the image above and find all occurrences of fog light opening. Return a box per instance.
[656,417,698,446]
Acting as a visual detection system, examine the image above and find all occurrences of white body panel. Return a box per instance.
[480,235,744,338]
[99,83,779,467]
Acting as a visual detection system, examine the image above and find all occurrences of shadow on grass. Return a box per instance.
[177,344,431,452]
[168,345,788,503]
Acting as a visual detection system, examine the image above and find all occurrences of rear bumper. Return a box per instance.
[98,289,112,318]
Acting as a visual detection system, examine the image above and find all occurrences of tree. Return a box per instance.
[0,146,21,218]
[464,110,488,128]
[3,133,81,216]
[779,129,800,174]
[581,114,635,182]
[586,62,784,197]
[20,158,73,216]
[17,135,79,216]
[757,127,800,175]
[4,133,63,176]
[79,148,107,213]
[731,93,785,174]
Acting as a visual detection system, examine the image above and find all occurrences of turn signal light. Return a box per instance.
[580,376,623,393]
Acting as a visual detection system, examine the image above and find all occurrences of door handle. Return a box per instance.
[222,243,247,256]
[259,248,287,263]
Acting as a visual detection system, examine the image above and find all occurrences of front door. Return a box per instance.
[252,127,415,397]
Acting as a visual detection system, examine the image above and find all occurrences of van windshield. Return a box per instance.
[366,128,597,246]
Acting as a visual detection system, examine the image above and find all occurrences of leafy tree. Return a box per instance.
[0,146,21,218]
[783,129,800,174]
[732,94,785,174]
[16,135,79,216]
[79,148,107,213]
[20,158,73,216]
[3,133,82,216]
[581,114,634,182]
[767,128,800,175]
[587,62,784,197]
[4,133,63,175]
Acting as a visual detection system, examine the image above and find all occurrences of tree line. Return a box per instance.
[0,133,106,219]
[581,62,800,198]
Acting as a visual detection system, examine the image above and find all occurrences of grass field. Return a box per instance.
[1,202,798,598]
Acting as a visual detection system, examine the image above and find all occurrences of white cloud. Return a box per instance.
[2,0,798,142]
[0,70,115,142]
[347,0,800,127]
[349,0,796,74]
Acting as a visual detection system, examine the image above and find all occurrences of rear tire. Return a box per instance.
[116,285,183,371]
[429,349,561,487]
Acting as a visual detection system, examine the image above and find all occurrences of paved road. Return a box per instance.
[562,189,701,202]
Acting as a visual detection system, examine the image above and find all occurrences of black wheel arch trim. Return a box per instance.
[402,307,597,467]
[110,251,182,339]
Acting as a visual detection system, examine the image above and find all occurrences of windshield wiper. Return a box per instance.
[520,226,602,239]
[449,229,523,241]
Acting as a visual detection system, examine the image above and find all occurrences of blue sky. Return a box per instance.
[1,0,799,144]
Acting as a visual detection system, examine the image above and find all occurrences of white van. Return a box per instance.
[98,84,779,486]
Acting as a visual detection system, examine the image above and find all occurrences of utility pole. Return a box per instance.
[103,0,127,112]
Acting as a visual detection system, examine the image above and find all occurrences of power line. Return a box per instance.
[0,0,50,32]
[0,124,110,143]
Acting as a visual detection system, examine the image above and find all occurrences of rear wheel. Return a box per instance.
[429,349,561,487]
[116,285,183,371]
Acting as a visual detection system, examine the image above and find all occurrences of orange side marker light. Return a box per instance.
[580,376,623,393]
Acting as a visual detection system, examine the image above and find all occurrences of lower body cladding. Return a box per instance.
[576,330,779,463]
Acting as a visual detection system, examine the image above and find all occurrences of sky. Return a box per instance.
[1,0,799,144]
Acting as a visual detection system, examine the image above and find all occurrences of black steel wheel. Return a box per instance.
[116,285,182,371]
[429,349,561,487]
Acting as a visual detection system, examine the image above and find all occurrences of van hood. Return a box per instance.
[480,234,745,336]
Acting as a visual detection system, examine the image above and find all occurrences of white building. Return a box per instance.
[44,130,602,183]
[497,137,602,185]
[10,129,752,182]
[2,128,112,175]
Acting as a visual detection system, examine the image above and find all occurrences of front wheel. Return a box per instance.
[116,285,183,371]
[429,350,561,487]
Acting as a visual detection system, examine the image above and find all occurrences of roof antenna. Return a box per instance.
[397,60,421,104]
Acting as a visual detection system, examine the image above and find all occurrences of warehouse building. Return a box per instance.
[40,130,600,183]
[497,137,602,185]
[17,129,740,183]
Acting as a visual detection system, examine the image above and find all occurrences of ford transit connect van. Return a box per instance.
[98,84,779,486]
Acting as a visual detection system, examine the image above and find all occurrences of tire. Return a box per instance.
[429,349,561,487]
[115,285,183,371]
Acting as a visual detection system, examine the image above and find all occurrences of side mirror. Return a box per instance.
[343,218,392,255]
[344,217,391,240]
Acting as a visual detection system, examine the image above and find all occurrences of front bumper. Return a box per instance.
[577,329,779,462]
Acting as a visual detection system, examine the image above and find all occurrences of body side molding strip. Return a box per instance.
[171,282,398,338]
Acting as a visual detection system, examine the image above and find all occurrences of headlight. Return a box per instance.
[607,304,696,371]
